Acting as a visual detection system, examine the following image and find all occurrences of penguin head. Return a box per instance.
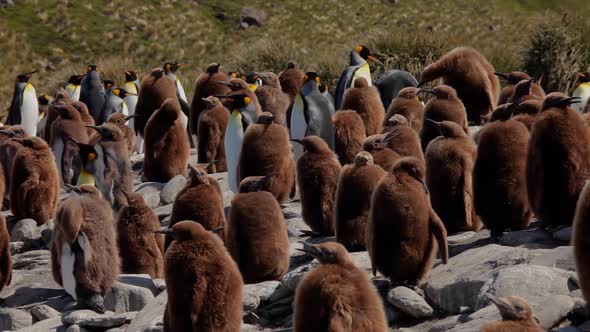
[352,45,383,65]
[239,175,274,193]
[304,72,321,85]
[290,136,330,154]
[427,119,467,138]
[245,73,262,91]
[297,241,351,265]
[489,296,534,322]
[10,136,48,150]
[420,85,457,100]
[70,139,101,173]
[206,63,221,74]
[513,79,534,97]
[578,71,590,83]
[86,123,124,142]
[0,126,26,138]
[68,74,85,85]
[218,93,253,111]
[15,70,38,84]
[111,88,135,98]
[227,71,241,80]
[514,100,541,115]
[542,92,582,111]
[353,77,370,88]
[354,151,374,167]
[156,220,218,243]
[256,112,276,125]
[494,71,530,85]
[86,65,100,73]
[362,134,388,151]
[38,94,53,106]
[103,80,115,91]
[286,60,299,70]
[55,104,82,120]
[255,71,281,88]
[123,69,138,82]
[488,103,516,122]
[392,157,428,194]
[202,96,223,109]
[188,164,210,186]
[387,114,408,127]
[163,61,185,74]
[397,87,421,101]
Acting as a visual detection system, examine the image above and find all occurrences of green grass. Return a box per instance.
[0,0,589,118]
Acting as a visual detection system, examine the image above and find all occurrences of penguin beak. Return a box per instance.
[578,72,587,78]
[297,241,322,257]
[154,227,174,235]
[26,70,39,78]
[493,72,510,80]
[367,55,384,66]
[566,96,583,105]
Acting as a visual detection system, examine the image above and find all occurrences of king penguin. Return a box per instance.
[122,69,141,131]
[573,71,590,113]
[222,93,258,193]
[64,74,84,101]
[7,70,39,137]
[290,72,335,160]
[80,65,107,124]
[334,45,383,109]
[100,88,135,124]
[374,69,419,110]
[163,61,189,128]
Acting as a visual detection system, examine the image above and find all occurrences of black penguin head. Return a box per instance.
[542,92,581,110]
[297,241,351,265]
[86,65,100,73]
[218,93,252,111]
[239,174,274,193]
[206,63,221,74]
[69,138,100,171]
[227,71,241,80]
[163,61,185,74]
[244,73,262,90]
[68,74,85,85]
[15,70,38,83]
[354,45,383,65]
[38,94,53,105]
[123,69,138,82]
[111,88,135,98]
[103,80,115,90]
[304,72,321,84]
[319,83,329,94]
[578,71,590,83]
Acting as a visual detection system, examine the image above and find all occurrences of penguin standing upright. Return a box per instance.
[374,69,419,110]
[65,75,84,101]
[163,62,189,128]
[290,72,335,160]
[122,69,141,130]
[80,65,107,124]
[334,45,383,109]
[100,88,134,124]
[573,71,590,113]
[7,70,39,137]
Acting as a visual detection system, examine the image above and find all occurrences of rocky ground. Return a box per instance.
[0,149,588,332]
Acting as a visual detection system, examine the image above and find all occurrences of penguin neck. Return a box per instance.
[301,81,319,96]
[350,50,366,66]
[580,82,590,88]
[77,169,96,187]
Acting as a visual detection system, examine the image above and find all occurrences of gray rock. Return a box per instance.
[498,228,553,246]
[10,241,26,254]
[349,251,372,275]
[285,217,310,237]
[280,262,317,291]
[553,227,572,242]
[31,304,61,321]
[104,281,155,313]
[448,229,492,257]
[425,244,530,314]
[160,175,187,204]
[428,314,461,332]
[387,286,434,319]
[153,278,166,292]
[240,7,267,27]
[119,274,159,296]
[152,204,173,221]
[282,203,302,219]
[243,281,280,312]
[66,325,89,332]
[0,307,33,330]
[16,316,63,332]
[125,291,166,332]
[62,310,136,328]
[12,250,51,270]
[135,183,165,208]
[447,231,478,246]
[533,294,574,328]
[10,218,40,242]
[529,246,576,271]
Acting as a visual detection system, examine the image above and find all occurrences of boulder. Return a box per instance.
[10,218,40,242]
[125,291,166,332]
[62,310,136,328]
[135,183,165,209]
[243,281,280,312]
[31,304,61,321]
[387,286,434,319]
[553,227,573,242]
[160,175,187,204]
[104,281,155,313]
[498,228,553,247]
[16,316,63,332]
[0,307,33,330]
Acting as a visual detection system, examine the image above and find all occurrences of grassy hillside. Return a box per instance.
[1,0,589,117]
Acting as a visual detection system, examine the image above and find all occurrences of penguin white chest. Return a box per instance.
[21,84,39,137]
[573,83,590,113]
[290,94,306,160]
[225,111,244,193]
[352,63,372,87]
[61,242,77,300]
[176,79,188,103]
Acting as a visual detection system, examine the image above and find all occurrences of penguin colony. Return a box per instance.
[2,44,590,331]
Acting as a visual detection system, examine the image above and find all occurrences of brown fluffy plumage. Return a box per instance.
[227,176,289,284]
[167,166,226,248]
[295,136,341,235]
[10,137,59,225]
[495,71,545,105]
[0,126,27,199]
[382,114,424,161]
[574,181,590,303]
[51,185,119,311]
[162,221,243,332]
[117,190,164,278]
[420,85,468,150]
[527,92,590,227]
[279,61,305,104]
[368,157,448,285]
[255,72,290,126]
[143,98,189,182]
[238,112,295,203]
[135,68,177,136]
[189,63,230,142]
[420,47,500,124]
[384,87,425,134]
[362,134,401,172]
[481,296,543,332]
[332,110,366,165]
[474,120,531,237]
[106,113,136,156]
[294,242,388,332]
[335,152,386,251]
[341,78,385,136]
[0,216,11,292]
[197,96,229,173]
[425,120,481,235]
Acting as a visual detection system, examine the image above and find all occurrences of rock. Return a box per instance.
[62,310,136,328]
[448,229,492,257]
[136,183,164,209]
[447,231,478,246]
[153,278,166,292]
[240,7,267,27]
[10,218,40,242]
[533,294,574,328]
[498,228,553,246]
[349,251,372,275]
[152,204,173,221]
[387,286,434,319]
[425,244,530,314]
[104,281,155,313]
[529,246,576,271]
[10,241,26,254]
[160,175,187,204]
[243,281,280,312]
[554,227,573,242]
[12,250,51,270]
[125,291,166,332]
[31,304,61,321]
[0,307,33,330]
[282,203,302,219]
[280,261,317,292]
[40,221,55,246]
[428,314,462,332]
[119,274,159,296]
[16,316,63,332]
[285,217,310,237]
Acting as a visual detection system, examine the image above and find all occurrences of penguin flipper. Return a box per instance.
[191,276,208,328]
[76,232,90,267]
[429,208,449,264]
[335,68,354,110]
[51,236,63,285]
[461,160,474,228]
[60,242,77,300]
[7,90,23,126]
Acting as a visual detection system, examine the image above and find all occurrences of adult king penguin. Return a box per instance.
[8,70,39,137]
[163,61,190,127]
[64,74,84,101]
[290,72,335,160]
[80,65,107,124]
[122,69,141,130]
[334,45,383,109]
[573,71,590,113]
[100,88,135,124]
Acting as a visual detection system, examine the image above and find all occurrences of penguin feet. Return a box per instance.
[82,293,106,314]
